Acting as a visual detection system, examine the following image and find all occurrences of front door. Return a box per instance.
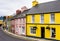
[41,27,45,38]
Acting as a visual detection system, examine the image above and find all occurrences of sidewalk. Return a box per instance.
[3,29,53,41]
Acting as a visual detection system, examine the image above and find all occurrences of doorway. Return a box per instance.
[41,27,45,38]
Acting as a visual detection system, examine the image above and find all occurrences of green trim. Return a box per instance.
[26,23,60,25]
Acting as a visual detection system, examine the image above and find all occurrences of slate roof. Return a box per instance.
[12,9,30,19]
[16,9,30,18]
[10,15,17,20]
[27,0,60,14]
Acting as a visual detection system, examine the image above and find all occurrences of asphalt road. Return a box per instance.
[0,28,32,41]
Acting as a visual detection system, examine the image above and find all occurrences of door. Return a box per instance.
[19,26,22,35]
[22,26,25,35]
[41,27,45,38]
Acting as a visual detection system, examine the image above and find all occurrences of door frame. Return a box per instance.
[41,27,45,38]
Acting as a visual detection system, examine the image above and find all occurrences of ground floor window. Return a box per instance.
[51,28,56,38]
[22,27,25,33]
[30,26,37,34]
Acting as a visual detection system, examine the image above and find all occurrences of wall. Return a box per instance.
[26,13,60,40]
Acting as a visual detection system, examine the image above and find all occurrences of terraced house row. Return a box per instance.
[7,0,60,40]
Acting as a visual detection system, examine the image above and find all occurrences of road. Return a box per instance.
[0,28,32,41]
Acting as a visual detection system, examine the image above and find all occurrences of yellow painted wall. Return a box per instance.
[45,25,55,39]
[44,14,50,23]
[26,13,60,24]
[56,25,60,40]
[55,13,60,24]
[27,14,50,24]
[35,15,40,23]
[27,24,41,37]
[27,15,32,23]
[27,24,60,40]
[26,13,60,40]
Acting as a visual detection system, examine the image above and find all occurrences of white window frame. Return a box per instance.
[50,28,56,38]
[50,13,55,23]
[22,26,25,34]
[40,14,44,23]
[30,26,36,34]
[32,15,34,23]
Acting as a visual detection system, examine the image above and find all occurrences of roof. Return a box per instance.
[13,9,30,19]
[27,0,60,14]
[16,9,30,18]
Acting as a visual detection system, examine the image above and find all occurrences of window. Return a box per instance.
[20,18,23,24]
[22,27,25,33]
[20,19,21,24]
[51,28,56,38]
[30,27,36,34]
[23,18,25,23]
[32,15,34,23]
[50,13,55,23]
[22,19,23,23]
[40,14,44,23]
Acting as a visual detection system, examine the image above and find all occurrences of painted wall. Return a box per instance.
[26,13,60,40]
[15,18,26,35]
[11,20,15,33]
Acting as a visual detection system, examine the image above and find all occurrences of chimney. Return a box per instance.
[32,0,39,7]
[16,9,21,15]
[21,6,28,12]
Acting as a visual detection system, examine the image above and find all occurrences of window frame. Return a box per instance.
[50,13,55,23]
[22,26,25,33]
[50,28,56,38]
[30,26,36,34]
[32,15,35,23]
[40,14,44,23]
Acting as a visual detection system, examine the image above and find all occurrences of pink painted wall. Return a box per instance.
[11,20,15,33]
[15,18,26,35]
[15,19,18,34]
[19,18,26,35]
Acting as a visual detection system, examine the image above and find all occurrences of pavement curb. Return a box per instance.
[2,29,39,41]
[1,28,53,41]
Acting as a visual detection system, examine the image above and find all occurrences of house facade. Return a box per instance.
[14,6,28,35]
[26,0,60,40]
[11,18,15,33]
[19,18,26,35]
[14,9,29,35]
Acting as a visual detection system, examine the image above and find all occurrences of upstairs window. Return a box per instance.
[32,15,34,23]
[50,13,55,23]
[40,14,44,23]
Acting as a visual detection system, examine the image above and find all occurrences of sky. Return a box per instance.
[0,0,55,16]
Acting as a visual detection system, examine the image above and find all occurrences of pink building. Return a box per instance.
[11,19,15,33]
[14,9,29,35]
[14,14,26,35]
[12,6,29,35]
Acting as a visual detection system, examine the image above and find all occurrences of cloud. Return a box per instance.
[0,0,55,16]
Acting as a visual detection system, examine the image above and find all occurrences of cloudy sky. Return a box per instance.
[0,0,55,16]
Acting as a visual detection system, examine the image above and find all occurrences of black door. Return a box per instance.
[41,27,45,38]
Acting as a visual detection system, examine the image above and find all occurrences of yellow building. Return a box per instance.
[26,0,60,40]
